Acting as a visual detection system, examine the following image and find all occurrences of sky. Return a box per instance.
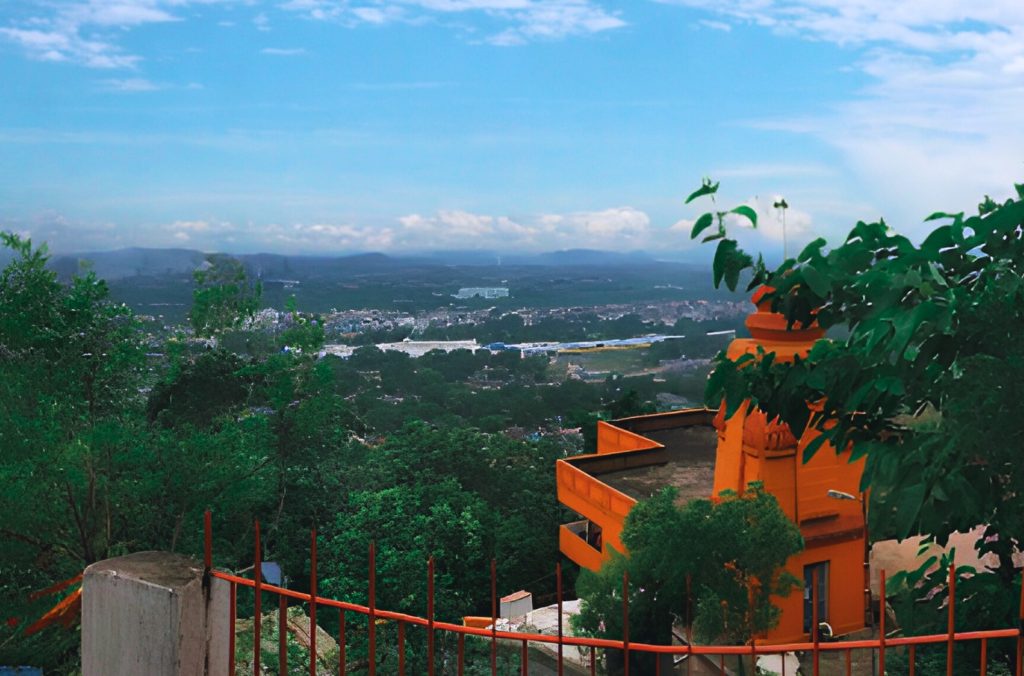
[1,1,1023,257]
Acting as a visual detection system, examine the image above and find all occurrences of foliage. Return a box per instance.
[190,254,262,337]
[0,233,147,667]
[885,552,1019,675]
[572,483,803,672]
[690,180,1024,646]
[0,230,721,671]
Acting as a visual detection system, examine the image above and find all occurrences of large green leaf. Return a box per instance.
[730,205,758,228]
[892,482,927,540]
[801,264,830,297]
[797,238,827,263]
[690,213,715,240]
[685,180,720,204]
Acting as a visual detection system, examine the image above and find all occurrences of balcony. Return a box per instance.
[556,409,718,570]
[559,520,604,571]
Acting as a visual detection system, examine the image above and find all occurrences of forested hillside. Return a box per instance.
[0,233,730,671]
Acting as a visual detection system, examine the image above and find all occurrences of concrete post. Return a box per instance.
[82,551,229,676]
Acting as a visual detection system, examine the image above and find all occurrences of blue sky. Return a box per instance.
[2,1,1022,256]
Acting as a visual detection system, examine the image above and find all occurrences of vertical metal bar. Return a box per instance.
[253,520,262,676]
[947,563,956,676]
[909,644,916,676]
[229,581,237,676]
[1018,568,1024,676]
[458,633,465,676]
[656,652,661,676]
[369,541,376,676]
[203,509,212,571]
[812,568,819,676]
[491,559,498,676]
[718,653,724,675]
[686,574,692,676]
[590,646,596,676]
[749,580,756,675]
[845,648,851,676]
[879,569,887,676]
[310,529,318,676]
[782,650,786,676]
[557,562,564,676]
[623,571,630,676]
[981,637,988,676]
[338,609,346,675]
[398,621,406,676]
[428,557,435,676]
[521,639,528,676]
[279,593,287,676]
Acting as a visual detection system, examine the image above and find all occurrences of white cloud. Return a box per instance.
[282,0,624,45]
[662,0,1024,235]
[0,1,212,69]
[98,77,163,92]
[260,47,308,56]
[697,19,731,32]
[253,12,271,31]
[392,206,651,250]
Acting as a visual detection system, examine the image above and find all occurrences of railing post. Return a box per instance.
[398,621,406,676]
[369,540,376,676]
[491,558,498,676]
[253,520,261,676]
[278,593,287,676]
[309,529,317,676]
[557,562,564,676]
[1018,567,1024,676]
[338,608,346,674]
[428,556,435,676]
[229,581,237,676]
[947,563,956,676]
[686,574,692,676]
[812,568,819,676]
[623,571,630,676]
[879,569,886,676]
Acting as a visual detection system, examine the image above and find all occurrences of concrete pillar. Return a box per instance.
[82,551,229,676]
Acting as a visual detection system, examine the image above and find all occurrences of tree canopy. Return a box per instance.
[692,181,1024,671]
[572,483,802,673]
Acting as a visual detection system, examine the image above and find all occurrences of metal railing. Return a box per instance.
[204,512,1024,675]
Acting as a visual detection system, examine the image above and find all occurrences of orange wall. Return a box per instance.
[596,420,662,455]
[771,537,866,642]
[555,459,635,560]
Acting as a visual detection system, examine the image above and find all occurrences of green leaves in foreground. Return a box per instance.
[684,179,762,290]
[685,177,720,204]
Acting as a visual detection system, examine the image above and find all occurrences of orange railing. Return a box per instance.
[204,512,1024,676]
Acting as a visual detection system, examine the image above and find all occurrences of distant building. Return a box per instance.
[321,339,481,359]
[453,287,509,300]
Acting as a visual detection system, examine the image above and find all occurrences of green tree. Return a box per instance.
[572,483,802,674]
[0,234,147,667]
[190,254,262,337]
[692,181,1024,669]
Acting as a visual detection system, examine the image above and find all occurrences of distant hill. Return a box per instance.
[38,247,679,281]
[419,249,657,266]
[517,249,656,266]
[49,248,207,281]
[0,245,737,324]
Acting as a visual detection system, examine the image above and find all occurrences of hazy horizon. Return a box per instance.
[3,1,1023,257]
